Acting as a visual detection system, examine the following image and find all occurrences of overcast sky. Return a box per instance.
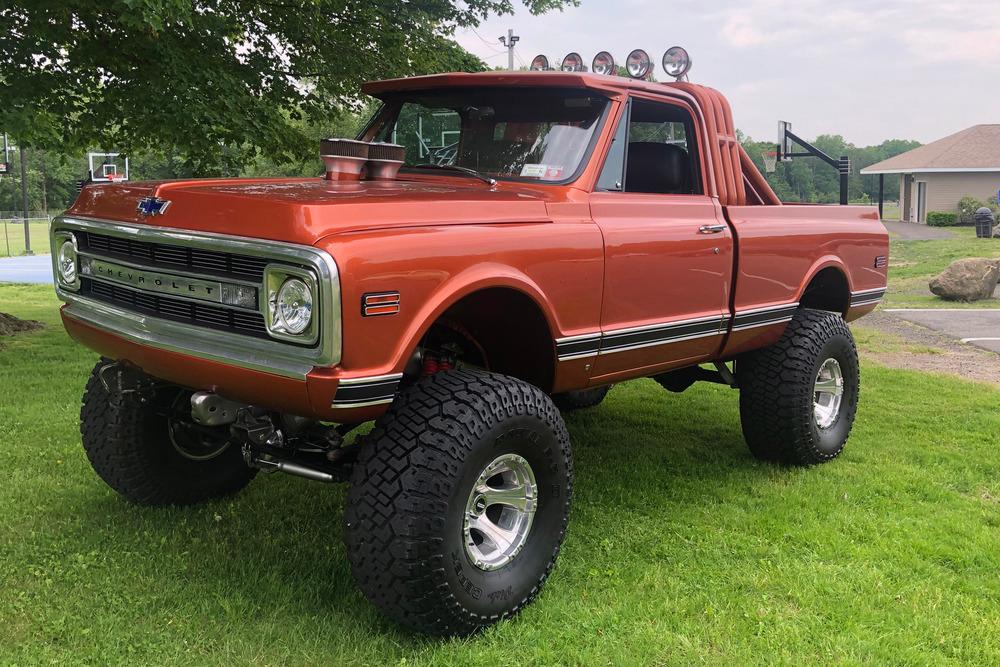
[455,0,1000,146]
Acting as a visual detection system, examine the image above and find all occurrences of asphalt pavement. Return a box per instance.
[886,308,1000,354]
[0,254,54,284]
[881,220,956,240]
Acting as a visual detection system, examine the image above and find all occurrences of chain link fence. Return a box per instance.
[1,212,53,257]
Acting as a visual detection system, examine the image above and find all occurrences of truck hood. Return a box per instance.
[67,177,555,245]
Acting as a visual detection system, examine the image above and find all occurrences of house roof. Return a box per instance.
[861,125,1000,174]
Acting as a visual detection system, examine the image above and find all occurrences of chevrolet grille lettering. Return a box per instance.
[85,258,227,304]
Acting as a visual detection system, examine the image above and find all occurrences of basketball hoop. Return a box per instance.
[762,150,778,174]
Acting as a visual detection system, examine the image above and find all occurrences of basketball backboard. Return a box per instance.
[88,152,129,182]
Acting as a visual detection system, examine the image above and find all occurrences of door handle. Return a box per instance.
[698,224,727,234]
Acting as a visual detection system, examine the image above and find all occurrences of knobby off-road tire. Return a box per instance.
[345,370,573,635]
[737,308,860,465]
[80,360,255,506]
[552,385,612,412]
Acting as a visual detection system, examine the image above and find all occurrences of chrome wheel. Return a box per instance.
[813,358,844,429]
[463,453,538,571]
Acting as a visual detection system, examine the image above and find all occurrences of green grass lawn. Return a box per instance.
[2,283,999,665]
[0,221,51,257]
[880,201,900,221]
[884,227,1000,309]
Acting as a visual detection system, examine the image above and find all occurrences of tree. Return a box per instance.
[1,0,576,174]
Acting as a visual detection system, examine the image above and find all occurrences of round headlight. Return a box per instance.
[662,46,692,80]
[625,49,652,79]
[276,278,313,334]
[561,52,584,72]
[591,51,616,76]
[529,54,550,71]
[57,238,78,285]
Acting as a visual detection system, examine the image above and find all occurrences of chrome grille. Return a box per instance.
[83,278,269,338]
[75,230,291,342]
[80,231,270,281]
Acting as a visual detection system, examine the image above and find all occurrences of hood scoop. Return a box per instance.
[320,138,369,181]
[366,142,406,180]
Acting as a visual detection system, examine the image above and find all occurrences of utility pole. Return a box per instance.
[19,145,31,255]
[497,28,519,71]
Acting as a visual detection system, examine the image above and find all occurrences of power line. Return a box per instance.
[512,46,527,68]
[468,27,508,55]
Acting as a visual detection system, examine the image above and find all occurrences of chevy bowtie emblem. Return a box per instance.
[136,196,171,216]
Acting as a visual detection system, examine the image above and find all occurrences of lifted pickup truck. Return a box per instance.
[53,70,887,635]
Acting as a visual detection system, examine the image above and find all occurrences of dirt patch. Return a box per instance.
[853,311,1000,388]
[0,312,44,348]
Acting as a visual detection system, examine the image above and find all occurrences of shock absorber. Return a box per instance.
[422,355,439,376]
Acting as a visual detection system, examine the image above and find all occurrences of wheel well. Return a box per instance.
[799,267,850,315]
[419,288,555,392]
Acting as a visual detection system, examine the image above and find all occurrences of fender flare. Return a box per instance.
[796,256,854,314]
[385,263,561,374]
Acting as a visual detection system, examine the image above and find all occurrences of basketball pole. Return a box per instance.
[19,144,31,255]
[0,174,10,257]
[780,126,851,205]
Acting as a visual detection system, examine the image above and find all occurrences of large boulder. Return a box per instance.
[993,222,1000,238]
[929,258,1000,301]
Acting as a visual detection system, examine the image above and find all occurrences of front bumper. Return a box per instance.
[63,309,392,422]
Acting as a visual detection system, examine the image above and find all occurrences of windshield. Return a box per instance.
[370,88,609,183]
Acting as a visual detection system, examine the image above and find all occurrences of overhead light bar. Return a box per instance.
[662,46,692,81]
[625,49,652,79]
[591,51,616,76]
[529,54,550,71]
[560,52,584,72]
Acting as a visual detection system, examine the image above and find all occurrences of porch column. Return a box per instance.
[878,174,884,219]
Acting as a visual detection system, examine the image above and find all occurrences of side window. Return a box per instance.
[620,99,701,195]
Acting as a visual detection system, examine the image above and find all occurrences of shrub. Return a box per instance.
[958,196,986,224]
[927,211,958,226]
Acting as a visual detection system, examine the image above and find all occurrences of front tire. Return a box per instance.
[344,370,573,635]
[80,360,255,505]
[737,309,860,465]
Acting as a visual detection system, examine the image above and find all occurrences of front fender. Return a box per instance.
[316,222,604,379]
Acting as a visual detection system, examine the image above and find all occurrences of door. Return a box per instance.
[589,97,734,381]
[916,181,927,223]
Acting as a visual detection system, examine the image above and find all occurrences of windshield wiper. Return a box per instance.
[409,163,497,186]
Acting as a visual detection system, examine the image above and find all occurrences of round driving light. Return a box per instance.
[561,52,584,72]
[662,46,692,80]
[591,51,616,75]
[57,237,78,285]
[529,54,550,71]
[625,49,652,79]
[276,278,313,335]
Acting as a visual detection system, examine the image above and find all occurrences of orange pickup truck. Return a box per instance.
[52,69,887,635]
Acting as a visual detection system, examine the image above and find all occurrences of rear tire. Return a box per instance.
[80,360,255,505]
[737,309,860,465]
[552,385,612,412]
[345,369,573,635]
